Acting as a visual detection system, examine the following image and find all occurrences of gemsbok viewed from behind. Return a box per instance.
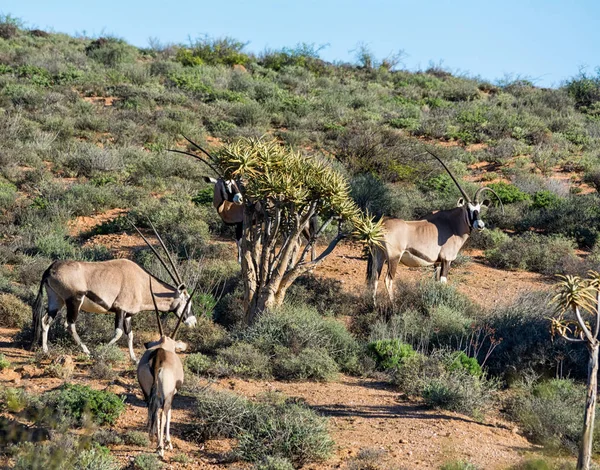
[137,278,192,457]
[31,222,197,361]
[169,135,318,263]
[367,150,503,305]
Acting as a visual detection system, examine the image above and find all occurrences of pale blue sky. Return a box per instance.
[3,0,598,87]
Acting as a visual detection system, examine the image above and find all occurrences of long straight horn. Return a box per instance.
[130,221,180,286]
[171,282,199,340]
[149,277,164,337]
[182,135,219,163]
[167,149,223,178]
[146,218,183,286]
[474,187,505,214]
[425,149,472,203]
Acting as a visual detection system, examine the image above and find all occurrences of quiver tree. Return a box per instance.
[175,137,382,324]
[551,272,600,470]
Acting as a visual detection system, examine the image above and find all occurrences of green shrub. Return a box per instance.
[0,292,29,328]
[484,291,584,380]
[133,453,164,470]
[123,430,149,447]
[237,393,333,465]
[176,36,250,66]
[274,347,339,381]
[85,37,137,67]
[486,232,578,275]
[421,367,494,417]
[447,351,482,377]
[43,383,125,427]
[254,456,295,470]
[242,304,360,372]
[287,274,356,317]
[367,339,415,370]
[468,227,510,250]
[194,389,333,465]
[93,429,123,446]
[508,378,600,454]
[394,350,496,417]
[179,314,230,353]
[214,342,272,379]
[186,352,213,375]
[0,354,10,370]
[532,190,562,209]
[14,441,119,470]
[487,181,530,204]
[350,173,396,218]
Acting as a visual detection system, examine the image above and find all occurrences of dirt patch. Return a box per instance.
[68,208,127,237]
[82,96,118,107]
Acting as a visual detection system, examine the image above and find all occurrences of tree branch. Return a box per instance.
[298,216,333,265]
[575,305,595,343]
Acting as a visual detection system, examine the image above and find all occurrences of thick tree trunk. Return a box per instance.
[578,342,599,470]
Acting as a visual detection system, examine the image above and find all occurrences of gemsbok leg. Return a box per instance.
[439,260,451,284]
[65,294,90,355]
[124,316,137,362]
[41,288,64,354]
[384,256,400,304]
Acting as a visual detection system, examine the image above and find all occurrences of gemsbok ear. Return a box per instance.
[457,198,465,207]
[203,176,218,184]
[174,341,187,352]
[481,199,491,208]
[177,283,186,292]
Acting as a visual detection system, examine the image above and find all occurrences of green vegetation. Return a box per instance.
[194,390,333,465]
[508,379,600,454]
[2,14,600,466]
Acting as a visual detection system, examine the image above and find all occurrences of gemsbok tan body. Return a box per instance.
[137,279,192,457]
[367,151,503,305]
[31,224,197,361]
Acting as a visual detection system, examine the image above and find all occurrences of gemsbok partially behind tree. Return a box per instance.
[367,150,503,305]
[169,136,318,263]
[31,222,197,361]
[137,278,192,457]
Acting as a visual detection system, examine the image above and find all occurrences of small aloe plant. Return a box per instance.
[551,271,600,470]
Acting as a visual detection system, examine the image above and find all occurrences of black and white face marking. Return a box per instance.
[224,180,243,205]
[203,177,243,205]
[176,290,197,327]
[468,202,485,231]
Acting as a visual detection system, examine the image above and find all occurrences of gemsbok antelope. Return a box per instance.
[367,150,503,305]
[31,223,197,361]
[137,278,191,457]
[170,136,319,263]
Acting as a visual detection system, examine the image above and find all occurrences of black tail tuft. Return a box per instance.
[31,264,52,350]
[148,369,164,437]
[366,248,375,282]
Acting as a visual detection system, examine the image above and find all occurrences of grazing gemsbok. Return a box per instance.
[170,135,318,263]
[367,150,503,305]
[137,278,192,457]
[31,223,197,361]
